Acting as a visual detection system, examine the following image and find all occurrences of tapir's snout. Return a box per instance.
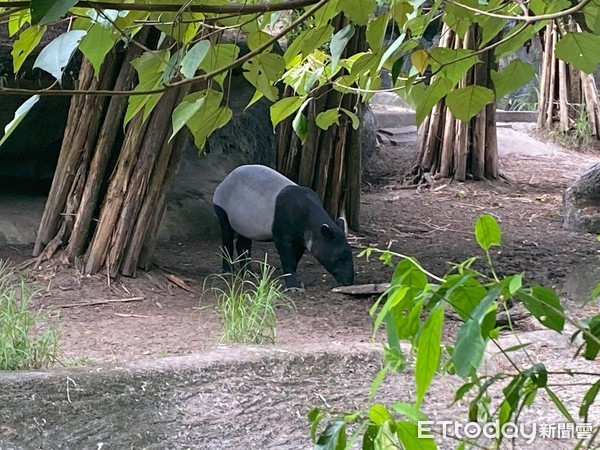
[333,266,354,286]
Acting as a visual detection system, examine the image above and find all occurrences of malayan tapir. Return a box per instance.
[213,164,355,289]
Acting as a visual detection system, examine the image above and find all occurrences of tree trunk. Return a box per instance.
[537,21,600,143]
[33,30,191,277]
[276,15,366,230]
[413,23,499,182]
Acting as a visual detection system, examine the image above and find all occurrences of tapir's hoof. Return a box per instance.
[286,282,305,293]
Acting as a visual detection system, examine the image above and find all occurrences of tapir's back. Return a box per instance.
[213,164,295,241]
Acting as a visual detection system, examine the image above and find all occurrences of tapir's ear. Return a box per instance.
[320,223,334,239]
[335,217,347,236]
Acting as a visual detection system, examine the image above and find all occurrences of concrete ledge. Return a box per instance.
[0,343,387,449]
[371,108,538,130]
[496,110,537,123]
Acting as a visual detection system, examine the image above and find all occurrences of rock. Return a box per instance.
[563,163,600,233]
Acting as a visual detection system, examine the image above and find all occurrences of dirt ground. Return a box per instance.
[2,123,600,448]
[0,123,598,365]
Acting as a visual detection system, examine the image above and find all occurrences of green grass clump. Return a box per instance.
[0,261,59,370]
[205,254,295,345]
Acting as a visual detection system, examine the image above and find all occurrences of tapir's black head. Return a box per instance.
[312,218,354,286]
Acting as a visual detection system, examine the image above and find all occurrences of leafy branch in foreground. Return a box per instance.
[309,214,600,449]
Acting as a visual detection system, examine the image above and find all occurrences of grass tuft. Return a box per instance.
[204,254,295,345]
[0,260,59,370]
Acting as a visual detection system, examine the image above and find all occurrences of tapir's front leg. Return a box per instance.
[274,236,304,289]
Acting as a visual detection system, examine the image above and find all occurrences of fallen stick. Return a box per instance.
[332,283,390,295]
[53,297,144,308]
[114,313,149,318]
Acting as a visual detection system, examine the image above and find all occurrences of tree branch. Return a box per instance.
[0,0,329,98]
[446,0,593,23]
[0,0,321,15]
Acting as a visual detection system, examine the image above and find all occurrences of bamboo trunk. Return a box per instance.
[66,39,145,259]
[537,24,553,129]
[414,22,499,182]
[276,15,365,229]
[33,54,119,257]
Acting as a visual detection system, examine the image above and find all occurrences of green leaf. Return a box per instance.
[185,90,233,150]
[30,0,78,25]
[491,59,536,100]
[428,48,478,84]
[589,282,600,302]
[78,23,119,77]
[315,420,346,450]
[545,387,576,423]
[339,0,376,26]
[446,276,487,320]
[32,30,86,84]
[474,214,501,251]
[362,424,378,450]
[171,92,206,140]
[242,53,285,102]
[180,40,211,79]
[454,382,476,403]
[304,25,335,56]
[331,24,355,73]
[369,404,393,425]
[283,25,334,67]
[519,286,565,332]
[153,12,200,44]
[582,314,600,360]
[340,108,360,130]
[292,107,309,143]
[392,402,429,422]
[446,86,495,122]
[369,364,390,397]
[496,25,537,61]
[391,2,414,29]
[478,16,506,47]
[378,33,406,72]
[579,379,600,422]
[316,109,340,130]
[396,421,437,450]
[199,43,240,87]
[124,50,169,127]
[454,319,486,377]
[366,15,388,51]
[0,95,40,148]
[415,307,444,406]
[507,273,523,295]
[247,30,273,52]
[270,96,306,128]
[308,407,325,442]
[415,77,454,126]
[314,0,340,27]
[555,32,600,74]
[583,1,600,34]
[411,49,429,74]
[12,25,46,74]
[8,9,31,37]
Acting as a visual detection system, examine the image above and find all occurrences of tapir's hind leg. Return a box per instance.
[214,205,234,273]
[235,235,252,272]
